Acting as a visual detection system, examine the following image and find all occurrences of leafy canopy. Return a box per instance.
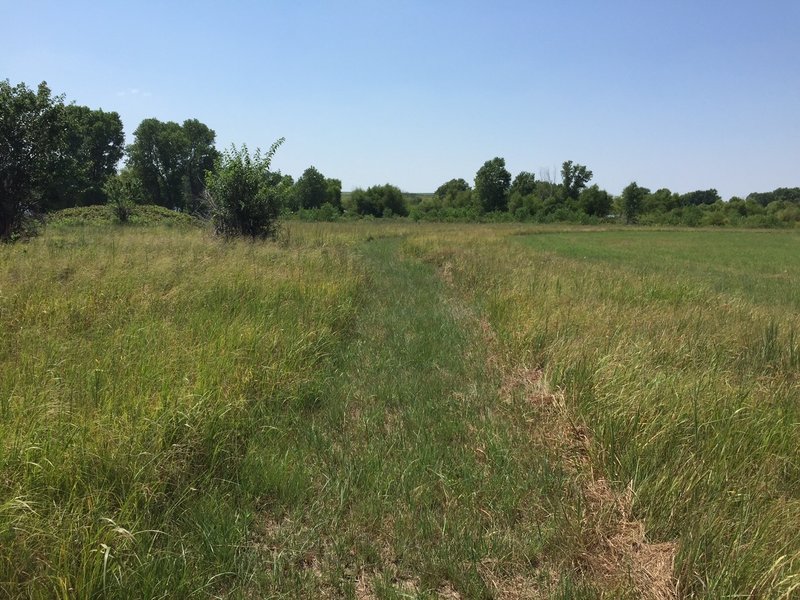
[0,80,68,241]
[474,157,511,213]
[127,118,219,211]
[560,160,593,200]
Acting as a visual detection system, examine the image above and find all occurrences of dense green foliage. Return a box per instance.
[1,81,65,240]
[42,105,124,211]
[621,181,647,223]
[126,117,219,212]
[474,156,512,212]
[1,80,126,240]
[205,140,284,238]
[104,168,144,223]
[289,165,342,214]
[348,183,408,217]
[0,81,125,239]
[560,160,593,200]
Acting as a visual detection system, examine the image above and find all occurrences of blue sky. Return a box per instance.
[2,0,798,198]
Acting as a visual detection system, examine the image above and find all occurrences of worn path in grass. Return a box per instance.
[247,235,654,598]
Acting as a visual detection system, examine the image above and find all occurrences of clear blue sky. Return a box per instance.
[2,0,798,198]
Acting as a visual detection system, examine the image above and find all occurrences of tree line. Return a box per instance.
[409,158,800,228]
[0,80,340,240]
[2,79,799,241]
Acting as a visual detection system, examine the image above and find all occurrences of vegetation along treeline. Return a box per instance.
[2,79,799,241]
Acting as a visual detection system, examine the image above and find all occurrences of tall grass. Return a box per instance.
[3,221,797,597]
[0,225,362,597]
[406,226,800,597]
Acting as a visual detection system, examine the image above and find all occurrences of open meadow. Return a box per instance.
[1,220,798,598]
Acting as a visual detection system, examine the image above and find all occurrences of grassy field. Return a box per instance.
[1,220,798,598]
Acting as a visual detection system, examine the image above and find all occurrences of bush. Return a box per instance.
[104,168,143,223]
[204,139,284,239]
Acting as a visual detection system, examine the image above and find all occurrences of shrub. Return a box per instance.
[104,168,143,223]
[204,139,284,239]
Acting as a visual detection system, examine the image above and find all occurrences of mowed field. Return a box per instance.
[1,221,798,598]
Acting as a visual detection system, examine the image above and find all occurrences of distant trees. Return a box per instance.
[182,119,219,207]
[1,80,128,240]
[560,160,593,200]
[510,172,537,198]
[680,189,720,207]
[435,178,471,200]
[325,178,342,210]
[204,139,285,238]
[4,79,800,233]
[474,157,511,212]
[293,166,342,212]
[621,182,649,224]
[351,184,407,217]
[127,118,219,212]
[746,188,800,206]
[579,184,611,217]
[294,166,327,209]
[420,158,604,223]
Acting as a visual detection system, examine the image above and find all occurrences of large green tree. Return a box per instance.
[510,171,536,198]
[560,160,593,200]
[621,182,649,224]
[435,178,470,199]
[0,80,68,240]
[127,118,218,211]
[680,189,720,206]
[294,166,328,209]
[433,178,474,210]
[182,118,219,207]
[747,187,800,206]
[474,157,511,212]
[43,104,124,209]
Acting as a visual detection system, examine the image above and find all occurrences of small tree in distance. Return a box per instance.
[104,168,144,223]
[295,166,327,209]
[621,181,648,224]
[204,138,285,239]
[474,157,511,213]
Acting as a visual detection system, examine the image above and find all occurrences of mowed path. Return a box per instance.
[246,236,637,598]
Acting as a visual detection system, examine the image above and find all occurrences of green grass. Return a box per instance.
[239,235,599,597]
[0,225,362,597]
[46,204,203,228]
[2,221,798,598]
[407,225,800,597]
[517,228,800,309]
